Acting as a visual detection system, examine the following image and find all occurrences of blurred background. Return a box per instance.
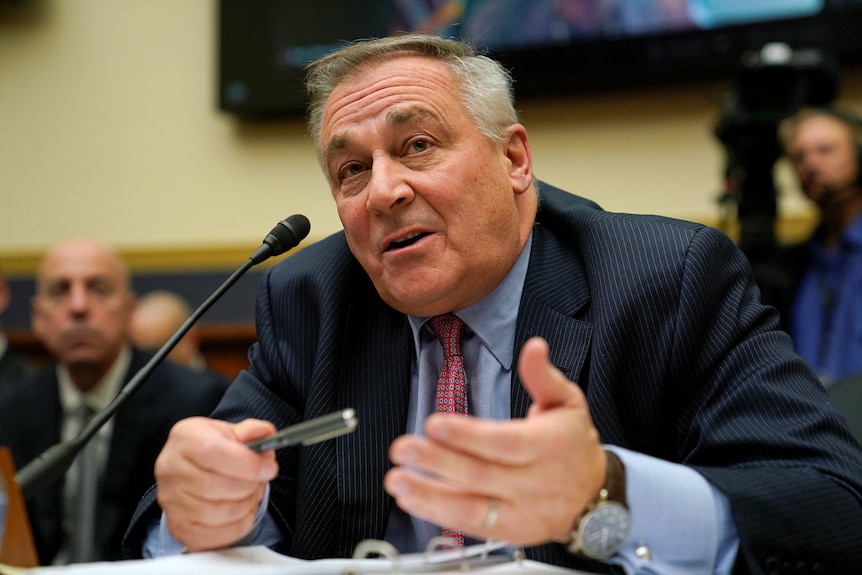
[2,0,861,377]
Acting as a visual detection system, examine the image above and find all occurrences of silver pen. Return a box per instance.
[246,408,358,452]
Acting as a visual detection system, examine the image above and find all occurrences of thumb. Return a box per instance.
[232,419,279,479]
[518,337,585,413]
[231,418,278,443]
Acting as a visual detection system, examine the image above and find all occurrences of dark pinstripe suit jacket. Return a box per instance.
[0,348,228,564]
[125,183,862,574]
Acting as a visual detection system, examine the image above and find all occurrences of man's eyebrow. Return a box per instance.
[387,107,437,127]
[42,277,69,290]
[324,135,349,162]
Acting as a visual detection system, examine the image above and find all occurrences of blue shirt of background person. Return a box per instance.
[790,213,862,384]
[785,109,862,385]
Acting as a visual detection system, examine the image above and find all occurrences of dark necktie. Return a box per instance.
[429,314,468,547]
[69,404,99,563]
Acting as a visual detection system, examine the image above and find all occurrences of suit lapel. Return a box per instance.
[512,226,592,419]
[23,370,65,561]
[329,281,412,557]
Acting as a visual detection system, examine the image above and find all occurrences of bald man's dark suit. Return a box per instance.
[0,348,228,564]
[0,347,35,390]
[126,183,862,574]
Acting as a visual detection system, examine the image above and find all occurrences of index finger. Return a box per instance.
[171,417,278,482]
[420,413,542,467]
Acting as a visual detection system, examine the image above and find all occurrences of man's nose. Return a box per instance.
[365,156,415,212]
[68,285,90,314]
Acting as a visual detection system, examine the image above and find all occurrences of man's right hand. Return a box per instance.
[154,417,279,552]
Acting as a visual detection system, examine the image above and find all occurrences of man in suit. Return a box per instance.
[0,271,36,389]
[0,238,228,564]
[126,35,862,574]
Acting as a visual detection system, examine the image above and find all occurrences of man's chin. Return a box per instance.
[803,186,827,206]
[60,351,107,372]
[380,286,460,317]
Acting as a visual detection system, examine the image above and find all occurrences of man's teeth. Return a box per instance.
[397,231,422,242]
[391,231,425,248]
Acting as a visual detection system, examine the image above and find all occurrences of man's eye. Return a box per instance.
[47,286,68,300]
[87,279,116,298]
[339,163,365,180]
[90,285,113,298]
[409,139,429,153]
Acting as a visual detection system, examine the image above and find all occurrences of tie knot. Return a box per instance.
[76,403,96,424]
[429,314,464,358]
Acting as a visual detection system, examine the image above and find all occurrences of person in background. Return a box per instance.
[0,268,36,390]
[0,238,228,565]
[125,35,862,574]
[130,290,208,372]
[781,108,862,386]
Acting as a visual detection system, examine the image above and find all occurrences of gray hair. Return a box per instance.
[304,34,519,164]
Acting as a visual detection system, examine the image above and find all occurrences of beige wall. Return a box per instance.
[2,0,861,272]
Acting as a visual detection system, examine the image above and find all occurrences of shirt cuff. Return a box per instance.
[142,483,272,558]
[604,446,740,575]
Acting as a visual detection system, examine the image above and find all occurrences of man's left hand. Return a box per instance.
[384,336,607,546]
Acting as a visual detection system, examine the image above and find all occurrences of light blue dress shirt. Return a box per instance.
[145,232,739,574]
[790,213,862,385]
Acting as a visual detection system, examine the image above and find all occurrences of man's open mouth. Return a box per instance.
[387,231,430,251]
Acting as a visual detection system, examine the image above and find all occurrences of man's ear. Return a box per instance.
[0,278,10,315]
[30,295,45,342]
[505,124,533,194]
[121,291,138,339]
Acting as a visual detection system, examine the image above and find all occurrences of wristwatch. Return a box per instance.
[566,450,631,559]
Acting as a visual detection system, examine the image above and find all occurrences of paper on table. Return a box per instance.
[0,545,594,575]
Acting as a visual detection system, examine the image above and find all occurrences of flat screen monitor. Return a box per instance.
[218,0,862,120]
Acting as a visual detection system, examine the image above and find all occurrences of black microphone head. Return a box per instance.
[271,214,311,256]
[250,214,311,265]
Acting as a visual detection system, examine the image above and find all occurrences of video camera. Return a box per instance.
[714,42,842,259]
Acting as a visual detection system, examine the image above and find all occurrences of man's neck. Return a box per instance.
[58,347,131,418]
[67,363,112,394]
[821,190,862,250]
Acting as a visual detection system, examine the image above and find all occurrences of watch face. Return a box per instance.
[578,502,632,559]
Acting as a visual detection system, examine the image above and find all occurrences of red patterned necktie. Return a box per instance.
[429,313,468,547]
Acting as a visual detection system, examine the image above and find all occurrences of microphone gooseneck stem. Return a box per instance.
[15,258,257,499]
[15,214,311,500]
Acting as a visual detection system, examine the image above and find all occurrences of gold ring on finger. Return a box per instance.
[483,497,499,529]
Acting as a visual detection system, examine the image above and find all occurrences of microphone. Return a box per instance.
[15,215,311,499]
[250,214,311,265]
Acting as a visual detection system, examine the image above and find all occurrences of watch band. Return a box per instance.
[566,449,629,557]
[602,450,627,507]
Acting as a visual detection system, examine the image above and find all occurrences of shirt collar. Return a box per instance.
[408,231,533,370]
[811,211,862,253]
[58,346,132,414]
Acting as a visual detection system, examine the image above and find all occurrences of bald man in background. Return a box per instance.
[0,238,228,565]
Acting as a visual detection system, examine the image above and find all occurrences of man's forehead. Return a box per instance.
[42,269,117,283]
[322,56,454,124]
[39,246,127,287]
[798,115,852,139]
